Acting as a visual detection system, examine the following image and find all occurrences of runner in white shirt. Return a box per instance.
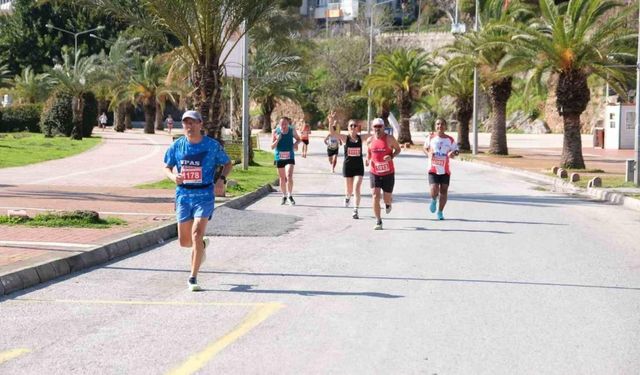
[423,118,459,220]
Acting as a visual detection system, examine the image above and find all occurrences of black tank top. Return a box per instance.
[343,134,363,168]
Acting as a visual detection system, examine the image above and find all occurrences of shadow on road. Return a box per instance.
[208,284,404,298]
[98,267,640,292]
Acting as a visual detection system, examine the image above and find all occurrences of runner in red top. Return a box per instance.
[366,118,401,230]
[297,119,311,158]
[423,118,459,220]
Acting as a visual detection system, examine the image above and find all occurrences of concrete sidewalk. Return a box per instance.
[0,129,179,293]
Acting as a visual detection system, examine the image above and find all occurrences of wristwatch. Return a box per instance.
[219,175,227,184]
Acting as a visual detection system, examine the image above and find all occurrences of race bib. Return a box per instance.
[432,156,446,167]
[347,147,361,157]
[182,166,203,184]
[279,151,291,160]
[375,160,391,172]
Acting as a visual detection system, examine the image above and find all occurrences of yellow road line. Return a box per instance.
[14,298,284,374]
[0,348,30,364]
[166,302,284,375]
[16,298,263,307]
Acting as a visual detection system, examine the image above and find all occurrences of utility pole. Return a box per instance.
[471,0,479,155]
[242,20,250,171]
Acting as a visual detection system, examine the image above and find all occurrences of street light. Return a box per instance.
[471,0,479,155]
[89,33,111,45]
[45,24,105,66]
[367,0,394,131]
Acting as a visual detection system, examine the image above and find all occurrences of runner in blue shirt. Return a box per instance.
[163,110,233,291]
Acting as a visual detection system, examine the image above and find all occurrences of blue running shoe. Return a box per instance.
[429,199,437,213]
[437,211,444,220]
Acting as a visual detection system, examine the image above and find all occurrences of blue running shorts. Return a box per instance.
[176,197,214,223]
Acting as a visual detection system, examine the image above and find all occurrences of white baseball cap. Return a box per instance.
[372,118,384,127]
[181,110,203,122]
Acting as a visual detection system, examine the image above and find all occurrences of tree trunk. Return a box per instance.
[143,98,156,134]
[70,95,84,140]
[397,93,413,144]
[561,113,586,169]
[488,77,512,155]
[261,99,275,133]
[155,102,164,131]
[556,69,589,169]
[114,102,126,132]
[456,97,473,151]
[125,103,133,129]
[194,62,223,140]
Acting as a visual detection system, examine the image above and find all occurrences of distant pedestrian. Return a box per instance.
[298,119,311,158]
[163,110,233,291]
[98,112,108,130]
[166,115,174,135]
[324,124,341,173]
[423,118,459,220]
[272,116,301,205]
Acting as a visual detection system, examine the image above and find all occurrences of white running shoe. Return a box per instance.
[188,277,202,292]
[374,220,383,230]
[385,204,392,214]
[344,197,350,207]
[201,237,209,266]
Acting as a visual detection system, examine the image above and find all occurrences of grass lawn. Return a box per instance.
[0,133,102,168]
[573,175,638,189]
[137,149,277,197]
[0,213,125,228]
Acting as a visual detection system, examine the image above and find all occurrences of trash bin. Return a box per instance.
[593,128,604,148]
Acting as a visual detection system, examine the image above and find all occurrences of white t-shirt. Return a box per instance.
[426,134,458,175]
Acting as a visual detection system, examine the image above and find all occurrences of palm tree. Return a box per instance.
[9,67,54,104]
[509,0,635,169]
[125,56,174,134]
[94,37,141,132]
[250,44,302,133]
[365,48,432,144]
[444,0,530,155]
[94,0,279,139]
[48,51,99,140]
[431,62,474,151]
[0,64,10,88]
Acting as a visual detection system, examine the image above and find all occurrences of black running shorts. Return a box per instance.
[428,172,450,185]
[274,159,295,168]
[370,173,395,193]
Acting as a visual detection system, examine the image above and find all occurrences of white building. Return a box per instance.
[0,0,13,15]
[604,104,636,149]
[300,0,408,23]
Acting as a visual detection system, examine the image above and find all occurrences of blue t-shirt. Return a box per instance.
[164,136,230,200]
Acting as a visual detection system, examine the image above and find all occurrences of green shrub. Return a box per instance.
[82,91,98,138]
[40,92,73,136]
[0,104,43,132]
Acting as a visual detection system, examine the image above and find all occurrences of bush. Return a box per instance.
[0,104,43,132]
[82,91,98,138]
[40,92,73,136]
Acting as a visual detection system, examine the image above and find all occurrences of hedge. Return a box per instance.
[40,92,73,136]
[0,104,43,133]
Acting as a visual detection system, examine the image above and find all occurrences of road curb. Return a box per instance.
[463,159,640,212]
[0,182,276,297]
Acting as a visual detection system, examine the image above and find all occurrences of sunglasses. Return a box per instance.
[349,124,358,128]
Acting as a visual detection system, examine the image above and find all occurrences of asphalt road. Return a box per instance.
[1,137,639,375]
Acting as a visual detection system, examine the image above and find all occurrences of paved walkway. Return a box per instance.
[0,129,177,275]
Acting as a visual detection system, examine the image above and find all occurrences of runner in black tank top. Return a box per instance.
[334,118,372,219]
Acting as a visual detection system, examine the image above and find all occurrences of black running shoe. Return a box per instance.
[288,196,296,205]
[281,197,287,205]
[352,209,359,219]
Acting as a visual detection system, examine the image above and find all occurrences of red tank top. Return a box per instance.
[369,134,394,176]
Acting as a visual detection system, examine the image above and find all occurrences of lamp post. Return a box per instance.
[635,0,640,185]
[367,0,394,132]
[471,0,479,155]
[46,24,105,66]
